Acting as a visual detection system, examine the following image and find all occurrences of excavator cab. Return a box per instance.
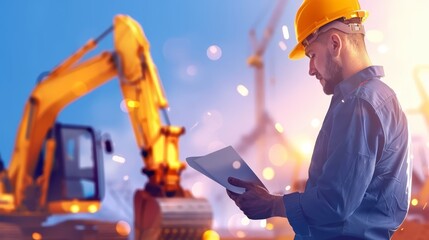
[45,123,105,207]
[0,123,118,239]
[16,122,107,214]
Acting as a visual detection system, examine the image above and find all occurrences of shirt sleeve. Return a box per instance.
[284,96,383,236]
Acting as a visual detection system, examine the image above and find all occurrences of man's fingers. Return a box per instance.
[228,177,253,189]
[226,189,240,201]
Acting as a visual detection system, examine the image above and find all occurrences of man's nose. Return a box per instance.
[308,60,317,76]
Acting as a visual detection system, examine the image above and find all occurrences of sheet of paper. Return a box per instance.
[186,146,265,194]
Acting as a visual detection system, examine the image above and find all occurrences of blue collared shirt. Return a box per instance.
[284,66,412,239]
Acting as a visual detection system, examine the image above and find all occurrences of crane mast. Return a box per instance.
[237,0,291,167]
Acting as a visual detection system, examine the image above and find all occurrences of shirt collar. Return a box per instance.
[334,66,385,98]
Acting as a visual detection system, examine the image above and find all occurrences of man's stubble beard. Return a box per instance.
[322,51,343,95]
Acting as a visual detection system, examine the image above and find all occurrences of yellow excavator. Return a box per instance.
[0,15,212,240]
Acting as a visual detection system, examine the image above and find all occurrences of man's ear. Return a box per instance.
[328,33,342,58]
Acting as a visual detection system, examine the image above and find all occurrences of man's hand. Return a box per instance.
[226,177,286,219]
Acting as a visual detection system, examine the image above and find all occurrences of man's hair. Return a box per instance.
[345,31,366,50]
[342,18,366,50]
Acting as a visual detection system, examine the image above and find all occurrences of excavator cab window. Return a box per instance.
[47,123,104,202]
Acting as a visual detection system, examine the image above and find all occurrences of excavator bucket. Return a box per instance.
[133,190,213,240]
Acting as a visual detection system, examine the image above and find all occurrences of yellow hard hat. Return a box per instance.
[289,0,368,60]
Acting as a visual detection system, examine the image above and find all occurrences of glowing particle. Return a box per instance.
[236,230,246,238]
[232,161,241,169]
[311,118,321,128]
[366,29,384,43]
[237,84,249,96]
[203,230,220,240]
[187,65,197,76]
[127,100,140,108]
[269,144,288,166]
[120,100,128,113]
[262,167,275,180]
[32,232,42,240]
[190,122,200,131]
[377,44,389,54]
[260,219,267,228]
[282,25,290,40]
[241,216,250,226]
[192,181,205,197]
[116,220,131,236]
[112,155,126,164]
[299,141,313,156]
[207,45,222,61]
[278,41,287,51]
[275,123,284,133]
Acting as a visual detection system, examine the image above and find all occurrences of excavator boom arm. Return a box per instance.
[8,15,184,208]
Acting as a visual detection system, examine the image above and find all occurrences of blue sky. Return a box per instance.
[1,0,429,232]
[0,0,301,161]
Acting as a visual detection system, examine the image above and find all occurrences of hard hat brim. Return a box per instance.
[289,42,305,60]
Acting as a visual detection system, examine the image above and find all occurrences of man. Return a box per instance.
[226,0,412,239]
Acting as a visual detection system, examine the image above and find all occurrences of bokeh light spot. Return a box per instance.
[236,230,246,238]
[241,216,250,226]
[266,222,274,230]
[260,219,267,228]
[232,160,241,169]
[262,167,275,180]
[192,181,205,197]
[278,41,287,51]
[366,29,384,43]
[269,144,288,166]
[377,44,389,54]
[237,84,249,96]
[116,220,131,236]
[187,65,198,76]
[203,230,220,240]
[311,118,321,128]
[282,25,290,39]
[32,232,42,240]
[274,123,284,133]
[207,45,222,61]
[112,155,126,164]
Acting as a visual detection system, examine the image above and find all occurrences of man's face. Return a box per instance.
[305,36,343,95]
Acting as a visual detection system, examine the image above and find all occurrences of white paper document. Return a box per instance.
[186,146,266,194]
